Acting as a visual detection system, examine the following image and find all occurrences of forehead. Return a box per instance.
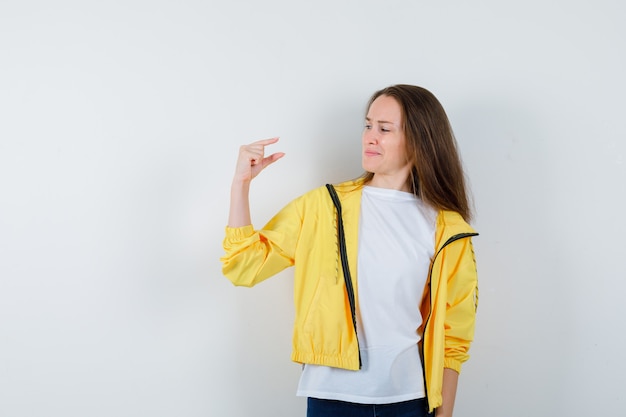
[366,95,402,123]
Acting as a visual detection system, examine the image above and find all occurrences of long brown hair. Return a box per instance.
[362,84,473,222]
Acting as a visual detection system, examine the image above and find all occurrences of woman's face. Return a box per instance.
[362,95,411,190]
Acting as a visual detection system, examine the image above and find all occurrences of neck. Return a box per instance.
[368,174,411,192]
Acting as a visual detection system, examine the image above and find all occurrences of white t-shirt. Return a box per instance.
[297,186,437,404]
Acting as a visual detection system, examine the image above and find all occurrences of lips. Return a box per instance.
[364,149,381,157]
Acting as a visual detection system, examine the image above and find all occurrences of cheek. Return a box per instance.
[392,140,405,156]
[395,144,410,164]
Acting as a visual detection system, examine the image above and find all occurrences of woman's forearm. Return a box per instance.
[228,180,252,227]
[435,368,459,417]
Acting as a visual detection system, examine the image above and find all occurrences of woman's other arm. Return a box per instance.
[435,368,458,417]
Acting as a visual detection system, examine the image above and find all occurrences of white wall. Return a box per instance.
[1,1,625,416]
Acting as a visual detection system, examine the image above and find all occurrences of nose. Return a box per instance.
[363,128,378,144]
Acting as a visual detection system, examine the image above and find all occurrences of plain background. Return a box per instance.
[1,1,625,416]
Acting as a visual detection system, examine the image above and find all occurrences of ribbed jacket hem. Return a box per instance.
[291,351,360,371]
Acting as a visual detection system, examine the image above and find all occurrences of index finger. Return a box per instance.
[250,137,280,146]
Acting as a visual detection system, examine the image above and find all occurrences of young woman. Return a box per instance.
[222,85,479,417]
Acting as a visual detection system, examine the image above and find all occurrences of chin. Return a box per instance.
[361,160,375,172]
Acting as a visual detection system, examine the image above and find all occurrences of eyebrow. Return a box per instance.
[365,117,397,125]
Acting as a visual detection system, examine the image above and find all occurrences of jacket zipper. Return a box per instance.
[326,184,362,369]
[420,231,478,410]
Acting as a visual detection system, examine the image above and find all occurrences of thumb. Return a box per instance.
[262,152,285,168]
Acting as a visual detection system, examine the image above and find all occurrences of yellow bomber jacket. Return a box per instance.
[221,180,478,411]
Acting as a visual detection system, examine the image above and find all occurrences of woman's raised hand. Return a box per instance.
[233,137,285,183]
[228,138,284,227]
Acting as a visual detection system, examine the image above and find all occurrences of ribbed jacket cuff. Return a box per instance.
[443,357,463,373]
[224,225,254,241]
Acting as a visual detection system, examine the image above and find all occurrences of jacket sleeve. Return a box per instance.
[442,237,478,373]
[220,197,303,287]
